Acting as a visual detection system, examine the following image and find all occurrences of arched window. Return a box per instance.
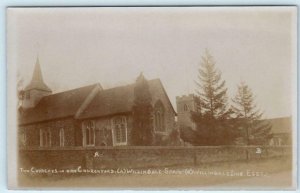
[40,128,51,147]
[59,128,64,147]
[154,100,165,132]
[184,104,188,111]
[112,116,127,146]
[83,120,95,146]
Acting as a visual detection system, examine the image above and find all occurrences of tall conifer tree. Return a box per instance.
[131,73,154,145]
[191,49,235,145]
[232,82,272,145]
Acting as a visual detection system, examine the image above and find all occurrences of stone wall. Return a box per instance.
[19,146,292,170]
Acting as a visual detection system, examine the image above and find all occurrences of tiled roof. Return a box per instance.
[78,79,176,119]
[268,117,292,134]
[19,78,176,125]
[19,84,100,125]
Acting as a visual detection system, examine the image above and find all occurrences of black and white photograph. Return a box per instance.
[6,6,297,189]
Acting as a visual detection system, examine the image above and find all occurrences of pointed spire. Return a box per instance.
[136,72,145,82]
[32,56,43,82]
[24,56,52,92]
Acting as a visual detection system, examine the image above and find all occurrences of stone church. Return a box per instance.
[18,58,176,148]
[176,94,200,130]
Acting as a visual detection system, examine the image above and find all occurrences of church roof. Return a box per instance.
[19,84,100,125]
[18,78,176,125]
[24,57,52,92]
[78,79,176,119]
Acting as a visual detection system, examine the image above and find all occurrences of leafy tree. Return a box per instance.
[232,82,272,145]
[190,49,236,145]
[131,73,154,145]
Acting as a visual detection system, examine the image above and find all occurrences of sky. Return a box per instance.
[7,7,296,118]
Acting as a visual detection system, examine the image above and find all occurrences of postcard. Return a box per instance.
[7,6,297,190]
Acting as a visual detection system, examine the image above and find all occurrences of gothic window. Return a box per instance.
[184,104,188,111]
[154,100,165,132]
[84,120,95,146]
[59,128,65,147]
[40,128,51,147]
[112,116,127,145]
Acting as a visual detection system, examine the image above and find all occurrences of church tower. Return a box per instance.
[22,57,52,109]
[176,94,200,130]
